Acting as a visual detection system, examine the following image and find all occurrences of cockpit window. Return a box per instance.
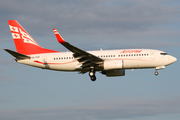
[160,53,168,55]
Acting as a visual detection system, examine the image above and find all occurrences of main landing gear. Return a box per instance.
[89,67,96,81]
[154,69,158,76]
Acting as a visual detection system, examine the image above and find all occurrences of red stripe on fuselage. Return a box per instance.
[34,60,77,65]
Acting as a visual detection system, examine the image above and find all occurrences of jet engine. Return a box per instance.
[103,60,123,70]
[102,69,125,77]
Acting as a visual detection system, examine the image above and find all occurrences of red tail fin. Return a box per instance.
[8,20,58,55]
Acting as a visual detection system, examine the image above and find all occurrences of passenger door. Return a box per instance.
[150,51,155,60]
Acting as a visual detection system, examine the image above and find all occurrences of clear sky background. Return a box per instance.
[0,0,180,120]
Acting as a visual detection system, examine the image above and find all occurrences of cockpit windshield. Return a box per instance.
[160,53,168,55]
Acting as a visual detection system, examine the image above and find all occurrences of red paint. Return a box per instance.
[8,20,59,55]
[120,50,142,54]
[34,60,77,65]
[14,34,18,38]
[53,28,66,43]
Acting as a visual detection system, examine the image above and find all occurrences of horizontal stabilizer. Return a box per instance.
[4,49,30,59]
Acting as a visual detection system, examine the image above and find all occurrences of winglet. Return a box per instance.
[53,28,66,43]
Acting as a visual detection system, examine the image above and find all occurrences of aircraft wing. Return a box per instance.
[53,28,104,68]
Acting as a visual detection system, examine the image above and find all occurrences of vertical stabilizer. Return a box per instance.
[8,20,58,55]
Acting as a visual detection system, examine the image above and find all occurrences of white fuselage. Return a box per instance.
[17,49,177,72]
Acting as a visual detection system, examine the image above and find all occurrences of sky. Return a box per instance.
[0,0,180,120]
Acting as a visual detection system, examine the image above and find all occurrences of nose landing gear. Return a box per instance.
[89,67,96,81]
[154,66,165,76]
[154,69,158,76]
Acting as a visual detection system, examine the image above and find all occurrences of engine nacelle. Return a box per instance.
[102,69,125,77]
[103,60,123,70]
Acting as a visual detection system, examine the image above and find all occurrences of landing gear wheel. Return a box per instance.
[91,76,96,81]
[154,69,158,76]
[89,71,95,77]
[89,67,96,81]
[155,72,158,76]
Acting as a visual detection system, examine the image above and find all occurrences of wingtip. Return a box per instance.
[53,28,66,43]
[53,28,59,35]
[4,48,8,52]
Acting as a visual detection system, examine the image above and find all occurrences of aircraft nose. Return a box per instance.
[173,56,177,62]
[170,56,177,63]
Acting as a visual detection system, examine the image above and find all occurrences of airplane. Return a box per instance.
[4,20,177,81]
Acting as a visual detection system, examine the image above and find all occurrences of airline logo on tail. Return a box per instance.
[9,25,39,46]
[10,25,19,32]
[8,20,59,55]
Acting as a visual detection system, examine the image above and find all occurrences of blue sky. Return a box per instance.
[0,0,180,120]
